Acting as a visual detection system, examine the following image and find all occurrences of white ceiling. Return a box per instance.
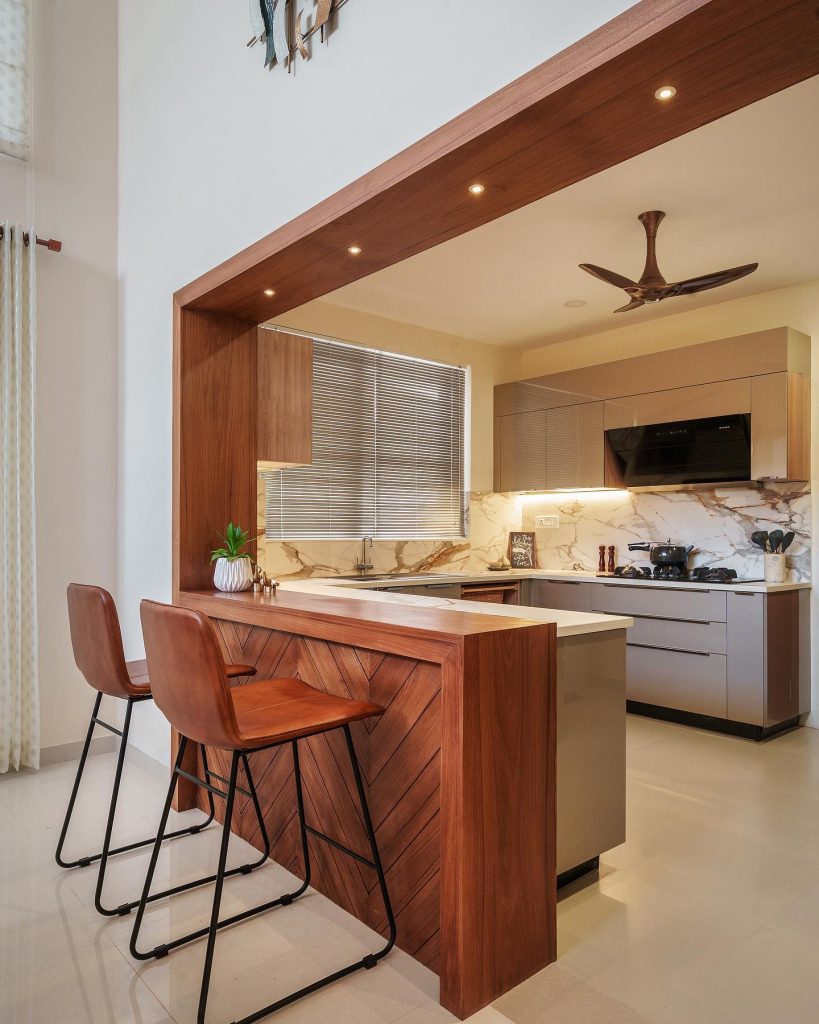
[307,76,819,349]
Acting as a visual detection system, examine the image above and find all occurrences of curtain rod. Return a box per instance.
[0,225,62,252]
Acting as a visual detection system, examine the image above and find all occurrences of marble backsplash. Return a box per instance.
[255,487,521,578]
[520,484,811,582]
[256,479,811,582]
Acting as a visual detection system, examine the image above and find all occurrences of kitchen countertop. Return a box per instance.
[291,568,811,595]
[279,577,632,637]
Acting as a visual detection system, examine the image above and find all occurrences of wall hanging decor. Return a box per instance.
[248,0,349,71]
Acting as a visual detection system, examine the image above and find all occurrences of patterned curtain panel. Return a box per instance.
[0,223,39,771]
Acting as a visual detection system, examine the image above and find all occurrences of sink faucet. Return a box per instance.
[355,537,374,575]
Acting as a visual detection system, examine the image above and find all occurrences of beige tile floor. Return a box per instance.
[2,714,819,1024]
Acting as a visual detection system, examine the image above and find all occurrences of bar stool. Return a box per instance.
[132,599,396,1024]
[56,583,264,917]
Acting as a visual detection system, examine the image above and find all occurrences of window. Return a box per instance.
[263,334,469,540]
[0,0,30,161]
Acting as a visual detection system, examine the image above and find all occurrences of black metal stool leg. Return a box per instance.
[130,737,190,959]
[130,728,396,1024]
[197,752,240,1024]
[343,724,397,961]
[130,747,300,962]
[94,698,136,914]
[56,693,216,900]
[55,692,103,868]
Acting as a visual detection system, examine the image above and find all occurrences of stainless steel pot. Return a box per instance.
[627,539,695,566]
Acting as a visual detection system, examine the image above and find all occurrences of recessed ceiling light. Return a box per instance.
[564,299,587,308]
[468,183,485,195]
[263,288,276,296]
[348,245,362,255]
[654,85,677,101]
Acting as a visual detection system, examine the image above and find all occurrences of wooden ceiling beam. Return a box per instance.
[175,0,819,323]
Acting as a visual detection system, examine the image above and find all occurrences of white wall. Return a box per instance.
[118,0,634,762]
[0,0,119,756]
[516,280,819,728]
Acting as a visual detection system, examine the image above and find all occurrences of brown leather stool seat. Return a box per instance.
[131,599,396,1024]
[56,584,261,918]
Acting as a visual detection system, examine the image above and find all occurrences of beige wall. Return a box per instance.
[515,280,819,378]
[273,300,513,493]
[0,0,119,756]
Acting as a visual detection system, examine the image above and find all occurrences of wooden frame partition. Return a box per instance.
[169,2,819,1016]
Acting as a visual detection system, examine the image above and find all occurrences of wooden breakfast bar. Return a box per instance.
[172,588,556,1019]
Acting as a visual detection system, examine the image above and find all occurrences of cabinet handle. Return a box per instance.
[733,591,757,597]
[628,642,710,657]
[602,583,710,594]
[545,580,581,585]
[630,613,712,625]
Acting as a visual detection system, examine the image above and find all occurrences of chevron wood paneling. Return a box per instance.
[196,617,443,971]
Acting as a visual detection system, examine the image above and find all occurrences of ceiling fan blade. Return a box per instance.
[614,298,645,313]
[578,263,638,291]
[671,262,758,296]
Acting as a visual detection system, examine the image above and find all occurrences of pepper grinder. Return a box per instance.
[598,545,606,574]
[607,545,616,574]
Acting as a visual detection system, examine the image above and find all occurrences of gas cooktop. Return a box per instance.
[609,565,761,584]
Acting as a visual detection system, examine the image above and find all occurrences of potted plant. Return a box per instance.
[211,522,255,592]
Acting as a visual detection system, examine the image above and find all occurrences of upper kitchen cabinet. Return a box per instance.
[257,330,312,471]
[750,372,810,481]
[495,328,811,490]
[546,403,604,489]
[498,410,547,491]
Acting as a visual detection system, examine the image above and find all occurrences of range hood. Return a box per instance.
[605,413,751,488]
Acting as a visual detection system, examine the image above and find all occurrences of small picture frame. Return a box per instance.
[508,531,536,569]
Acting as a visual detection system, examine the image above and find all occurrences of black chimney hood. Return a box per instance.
[605,413,751,488]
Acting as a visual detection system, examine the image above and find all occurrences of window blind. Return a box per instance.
[0,0,30,161]
[262,335,468,540]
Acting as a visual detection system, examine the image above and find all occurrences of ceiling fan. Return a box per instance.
[579,211,758,313]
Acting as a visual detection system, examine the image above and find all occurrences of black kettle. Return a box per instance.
[628,539,696,567]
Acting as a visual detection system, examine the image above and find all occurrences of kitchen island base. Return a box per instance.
[173,591,557,1020]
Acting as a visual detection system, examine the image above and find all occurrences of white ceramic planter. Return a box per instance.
[213,557,253,592]
[764,552,786,584]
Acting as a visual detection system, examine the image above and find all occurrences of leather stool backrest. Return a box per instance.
[140,599,241,749]
[67,583,143,698]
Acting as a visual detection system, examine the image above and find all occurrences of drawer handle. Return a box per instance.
[628,642,711,657]
[547,580,581,585]
[630,614,712,625]
[603,583,710,593]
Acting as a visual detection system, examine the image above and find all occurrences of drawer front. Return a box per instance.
[532,580,593,612]
[415,583,462,600]
[627,644,727,717]
[628,615,726,654]
[592,584,726,622]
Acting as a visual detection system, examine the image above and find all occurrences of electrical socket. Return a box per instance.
[535,515,559,529]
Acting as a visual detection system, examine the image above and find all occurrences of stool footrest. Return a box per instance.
[304,823,375,869]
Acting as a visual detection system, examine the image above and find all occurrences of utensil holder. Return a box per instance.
[764,552,786,584]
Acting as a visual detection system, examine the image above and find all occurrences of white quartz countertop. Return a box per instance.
[279,578,633,638]
[291,568,810,595]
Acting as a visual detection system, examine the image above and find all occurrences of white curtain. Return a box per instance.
[1,223,39,772]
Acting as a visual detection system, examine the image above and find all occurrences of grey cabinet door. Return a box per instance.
[726,592,765,725]
[592,584,727,622]
[546,403,604,489]
[627,645,727,717]
[531,580,593,612]
[499,411,547,491]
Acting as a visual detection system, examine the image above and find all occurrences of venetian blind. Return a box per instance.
[263,336,468,540]
[0,0,30,161]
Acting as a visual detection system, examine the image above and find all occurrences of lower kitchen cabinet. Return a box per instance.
[531,579,594,612]
[578,579,806,738]
[627,645,727,718]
